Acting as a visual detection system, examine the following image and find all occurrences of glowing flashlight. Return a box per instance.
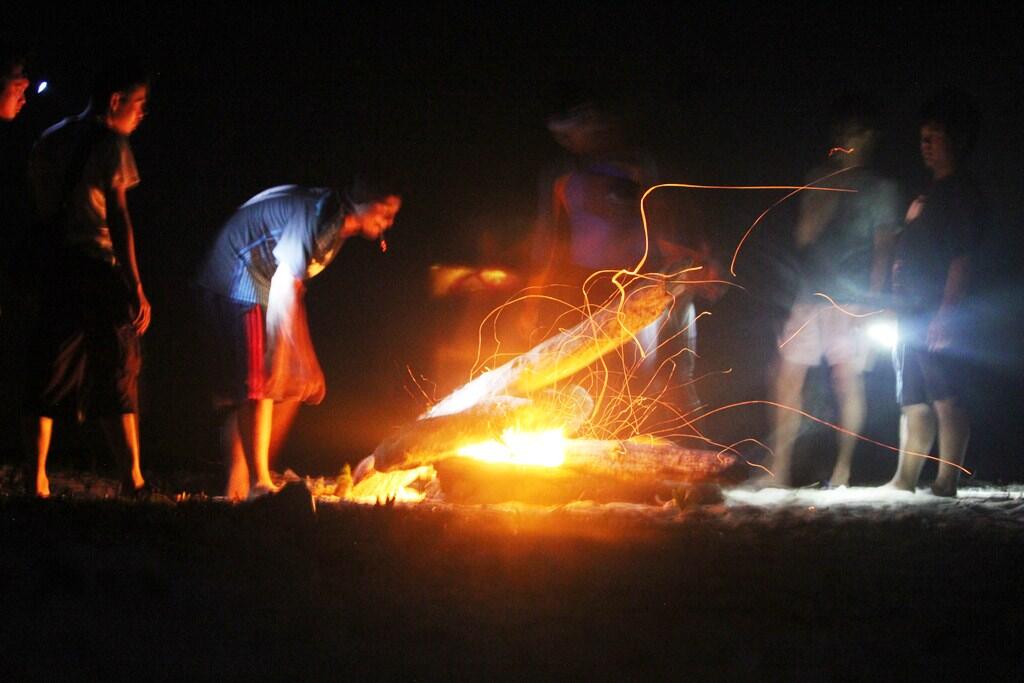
[866,320,898,349]
[36,81,48,94]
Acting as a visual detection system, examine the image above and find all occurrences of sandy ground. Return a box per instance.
[1,467,1023,679]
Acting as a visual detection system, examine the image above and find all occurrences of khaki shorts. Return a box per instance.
[778,302,871,370]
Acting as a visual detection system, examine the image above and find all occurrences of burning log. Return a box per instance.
[425,282,672,419]
[354,279,727,505]
[372,283,672,472]
[373,387,594,472]
[561,438,734,481]
[434,439,732,505]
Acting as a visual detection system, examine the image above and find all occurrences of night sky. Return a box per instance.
[3,5,1023,481]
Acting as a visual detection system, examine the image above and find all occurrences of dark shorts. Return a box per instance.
[25,252,140,419]
[198,290,266,407]
[893,342,966,407]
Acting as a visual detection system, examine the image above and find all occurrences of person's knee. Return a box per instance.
[774,361,808,395]
[933,397,968,423]
[830,363,865,400]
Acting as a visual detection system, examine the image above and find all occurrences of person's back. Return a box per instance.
[196,185,345,306]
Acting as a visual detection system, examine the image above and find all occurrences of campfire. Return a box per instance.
[348,274,734,505]
[335,179,915,506]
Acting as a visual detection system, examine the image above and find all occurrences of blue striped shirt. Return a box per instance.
[196,186,348,305]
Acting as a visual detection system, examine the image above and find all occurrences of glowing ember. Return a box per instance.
[457,428,567,468]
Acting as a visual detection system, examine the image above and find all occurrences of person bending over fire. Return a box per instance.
[196,180,401,500]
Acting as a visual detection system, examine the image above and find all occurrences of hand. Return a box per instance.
[132,286,151,335]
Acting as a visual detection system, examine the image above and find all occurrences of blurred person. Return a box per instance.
[23,59,152,498]
[760,96,901,488]
[530,100,721,422]
[195,180,401,500]
[885,90,987,497]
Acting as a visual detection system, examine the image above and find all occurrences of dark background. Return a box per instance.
[3,4,1023,484]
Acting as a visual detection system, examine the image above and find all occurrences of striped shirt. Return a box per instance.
[196,186,348,305]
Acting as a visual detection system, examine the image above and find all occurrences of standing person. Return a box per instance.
[0,47,29,122]
[761,97,902,488]
[1,47,34,471]
[195,181,401,500]
[530,100,717,422]
[1,47,32,287]
[885,91,987,497]
[24,60,151,498]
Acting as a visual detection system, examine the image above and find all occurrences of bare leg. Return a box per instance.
[931,398,969,497]
[764,360,810,487]
[237,398,278,493]
[100,413,145,491]
[829,362,866,487]
[220,410,249,500]
[268,399,300,466]
[886,403,935,491]
[24,416,53,498]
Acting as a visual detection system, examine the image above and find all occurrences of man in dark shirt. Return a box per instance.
[885,92,986,497]
[196,181,401,500]
[24,60,151,498]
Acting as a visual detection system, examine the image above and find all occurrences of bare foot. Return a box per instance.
[225,483,250,502]
[35,472,50,499]
[930,479,958,497]
[881,479,916,493]
[247,481,281,500]
[829,467,851,488]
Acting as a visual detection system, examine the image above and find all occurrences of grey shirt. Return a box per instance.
[797,167,901,303]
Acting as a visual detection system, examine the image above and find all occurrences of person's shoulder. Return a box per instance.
[240,184,308,208]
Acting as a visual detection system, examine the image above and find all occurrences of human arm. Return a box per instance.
[869,229,898,298]
[927,254,971,351]
[105,184,150,334]
[265,264,325,403]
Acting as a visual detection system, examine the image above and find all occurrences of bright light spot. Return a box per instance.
[457,427,567,467]
[36,81,48,94]
[865,320,898,349]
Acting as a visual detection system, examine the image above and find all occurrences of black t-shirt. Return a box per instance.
[891,173,987,313]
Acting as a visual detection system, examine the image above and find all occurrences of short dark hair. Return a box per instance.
[0,44,27,81]
[919,88,980,161]
[90,58,151,113]
[345,174,402,205]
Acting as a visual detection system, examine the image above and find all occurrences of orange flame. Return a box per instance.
[457,427,568,468]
